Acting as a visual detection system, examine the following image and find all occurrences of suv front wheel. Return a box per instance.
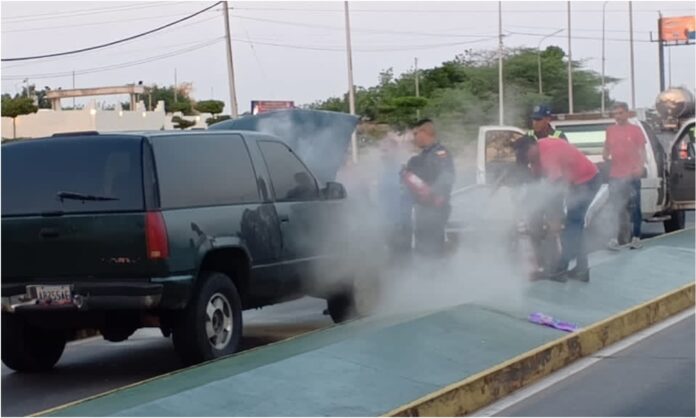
[173,272,242,365]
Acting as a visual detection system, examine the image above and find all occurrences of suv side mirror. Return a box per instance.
[322,181,347,200]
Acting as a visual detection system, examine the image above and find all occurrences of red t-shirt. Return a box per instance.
[605,123,646,178]
[536,138,598,185]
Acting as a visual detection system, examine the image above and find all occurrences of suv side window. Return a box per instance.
[153,134,259,208]
[258,141,319,202]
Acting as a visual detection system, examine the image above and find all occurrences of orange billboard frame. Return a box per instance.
[660,16,696,42]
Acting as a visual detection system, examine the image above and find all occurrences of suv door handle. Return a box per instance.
[40,227,60,238]
[279,214,290,223]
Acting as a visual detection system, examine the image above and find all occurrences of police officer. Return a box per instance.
[520,104,568,143]
[403,119,455,257]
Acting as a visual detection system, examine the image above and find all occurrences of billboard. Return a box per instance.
[251,100,295,115]
[660,16,696,42]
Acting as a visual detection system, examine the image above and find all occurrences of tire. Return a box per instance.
[664,211,686,233]
[172,272,242,366]
[1,314,66,372]
[327,276,380,324]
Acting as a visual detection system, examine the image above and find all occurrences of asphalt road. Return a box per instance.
[1,297,332,417]
[496,314,696,417]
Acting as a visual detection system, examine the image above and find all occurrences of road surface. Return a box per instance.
[494,313,695,417]
[1,297,331,417]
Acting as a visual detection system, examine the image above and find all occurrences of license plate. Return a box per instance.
[29,285,73,305]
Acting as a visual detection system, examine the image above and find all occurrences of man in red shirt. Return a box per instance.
[516,137,600,282]
[603,102,646,250]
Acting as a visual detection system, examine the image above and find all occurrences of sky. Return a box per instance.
[1,0,694,115]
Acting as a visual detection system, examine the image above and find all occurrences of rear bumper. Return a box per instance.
[2,282,164,313]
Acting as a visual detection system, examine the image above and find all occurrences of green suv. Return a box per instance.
[1,126,358,372]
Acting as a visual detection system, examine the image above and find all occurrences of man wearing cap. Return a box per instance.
[521,105,568,143]
[401,119,455,257]
[515,138,600,282]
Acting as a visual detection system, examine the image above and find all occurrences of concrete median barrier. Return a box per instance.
[39,228,695,417]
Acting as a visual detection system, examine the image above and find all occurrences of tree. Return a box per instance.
[206,115,231,126]
[2,96,38,139]
[172,116,195,130]
[194,100,224,116]
[146,84,194,114]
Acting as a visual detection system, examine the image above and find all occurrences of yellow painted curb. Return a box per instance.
[384,282,695,417]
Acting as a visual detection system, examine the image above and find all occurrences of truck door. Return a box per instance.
[477,126,526,185]
[668,121,695,210]
[256,140,332,290]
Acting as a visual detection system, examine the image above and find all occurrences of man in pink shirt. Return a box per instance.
[603,102,646,250]
[515,137,600,282]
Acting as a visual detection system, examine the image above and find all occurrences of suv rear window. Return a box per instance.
[1,136,144,216]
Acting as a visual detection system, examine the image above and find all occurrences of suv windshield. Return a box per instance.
[2,136,144,216]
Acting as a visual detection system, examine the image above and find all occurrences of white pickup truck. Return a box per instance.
[467,116,694,243]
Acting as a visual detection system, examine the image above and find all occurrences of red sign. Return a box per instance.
[660,16,696,42]
[251,100,295,115]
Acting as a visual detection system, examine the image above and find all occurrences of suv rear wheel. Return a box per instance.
[1,314,67,372]
[173,272,242,365]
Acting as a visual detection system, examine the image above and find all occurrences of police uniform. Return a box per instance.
[406,142,455,256]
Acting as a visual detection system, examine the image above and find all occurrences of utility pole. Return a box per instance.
[344,1,357,163]
[174,68,178,103]
[628,1,636,109]
[223,1,239,118]
[72,70,75,109]
[601,1,608,114]
[498,1,504,125]
[415,57,420,119]
[658,12,665,91]
[567,1,574,114]
[537,29,563,95]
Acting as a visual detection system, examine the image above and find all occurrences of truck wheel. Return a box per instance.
[173,272,242,365]
[327,276,380,324]
[664,211,685,233]
[1,314,66,372]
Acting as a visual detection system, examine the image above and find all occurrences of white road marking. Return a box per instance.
[475,308,696,417]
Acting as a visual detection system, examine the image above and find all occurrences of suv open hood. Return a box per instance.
[209,109,359,184]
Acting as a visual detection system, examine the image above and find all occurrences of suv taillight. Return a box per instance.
[146,212,169,260]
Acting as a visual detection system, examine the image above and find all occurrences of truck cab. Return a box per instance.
[474,114,693,235]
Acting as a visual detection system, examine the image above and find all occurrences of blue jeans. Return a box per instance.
[609,177,642,239]
[561,175,601,270]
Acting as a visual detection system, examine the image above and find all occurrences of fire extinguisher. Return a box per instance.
[679,140,688,160]
[400,170,445,207]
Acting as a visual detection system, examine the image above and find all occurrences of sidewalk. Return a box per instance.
[44,229,695,417]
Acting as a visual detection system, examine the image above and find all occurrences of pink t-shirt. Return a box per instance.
[605,123,646,178]
[536,138,598,185]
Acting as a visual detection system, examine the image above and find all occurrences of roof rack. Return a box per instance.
[554,111,635,121]
[51,131,100,137]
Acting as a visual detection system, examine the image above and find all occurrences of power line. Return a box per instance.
[229,6,695,14]
[2,37,226,81]
[1,9,216,34]
[506,30,654,43]
[1,2,222,62]
[230,14,498,38]
[1,2,187,23]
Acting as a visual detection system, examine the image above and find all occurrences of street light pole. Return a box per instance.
[601,1,608,114]
[567,1,574,114]
[223,1,239,118]
[628,1,636,109]
[344,1,357,163]
[537,29,563,95]
[498,1,504,125]
[415,57,420,119]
